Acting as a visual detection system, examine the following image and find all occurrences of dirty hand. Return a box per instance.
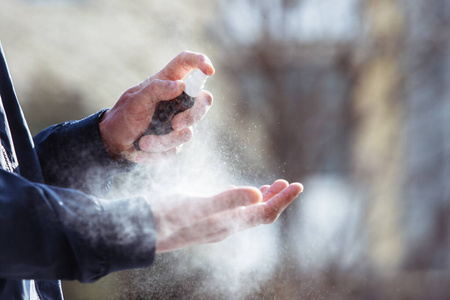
[99,51,215,163]
[153,179,304,253]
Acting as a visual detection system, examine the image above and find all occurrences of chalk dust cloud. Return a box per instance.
[1,0,449,299]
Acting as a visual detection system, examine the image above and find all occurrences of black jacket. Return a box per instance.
[0,43,156,299]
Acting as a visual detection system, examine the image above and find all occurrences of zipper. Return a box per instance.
[1,142,14,172]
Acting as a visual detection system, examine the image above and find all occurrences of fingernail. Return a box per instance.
[205,57,214,70]
[175,144,183,154]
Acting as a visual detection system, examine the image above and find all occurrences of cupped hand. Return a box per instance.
[152,179,304,253]
[99,51,215,163]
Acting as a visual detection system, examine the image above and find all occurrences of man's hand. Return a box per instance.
[152,179,303,253]
[99,51,215,163]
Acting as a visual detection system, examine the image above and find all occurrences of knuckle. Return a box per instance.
[175,127,192,143]
[149,79,171,89]
[180,50,191,56]
[203,92,213,106]
[264,211,278,224]
[179,112,195,126]
[178,50,193,61]
[145,79,161,93]
[159,148,177,160]
[197,53,207,63]
[145,79,178,101]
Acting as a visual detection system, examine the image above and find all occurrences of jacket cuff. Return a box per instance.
[98,196,156,275]
[34,110,137,196]
[52,191,157,282]
[67,109,136,175]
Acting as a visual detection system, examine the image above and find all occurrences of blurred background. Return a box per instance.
[1,0,449,299]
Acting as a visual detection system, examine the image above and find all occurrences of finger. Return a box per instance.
[138,127,193,152]
[259,185,270,194]
[159,183,303,251]
[212,186,262,208]
[137,79,185,104]
[156,51,215,81]
[261,183,303,223]
[154,187,262,235]
[186,187,262,221]
[172,90,213,131]
[130,147,178,164]
[223,182,303,227]
[262,179,289,202]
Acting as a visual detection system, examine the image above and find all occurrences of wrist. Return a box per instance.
[99,109,125,161]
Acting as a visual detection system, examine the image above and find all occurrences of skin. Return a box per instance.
[153,180,303,253]
[99,51,303,253]
[100,50,215,163]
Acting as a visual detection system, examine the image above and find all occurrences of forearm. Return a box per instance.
[0,169,155,282]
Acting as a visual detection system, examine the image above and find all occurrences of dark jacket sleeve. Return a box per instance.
[33,109,135,196]
[0,169,156,282]
[0,110,155,282]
